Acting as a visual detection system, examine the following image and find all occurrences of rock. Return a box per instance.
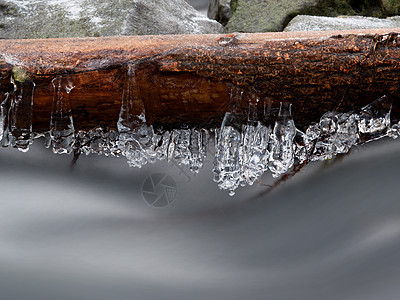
[382,0,400,15]
[208,0,235,26]
[226,0,319,32]
[225,0,399,33]
[284,15,400,31]
[0,0,224,39]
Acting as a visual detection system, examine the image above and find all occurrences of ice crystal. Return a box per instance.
[269,103,296,177]
[48,76,75,154]
[358,95,391,136]
[9,78,34,152]
[213,113,243,196]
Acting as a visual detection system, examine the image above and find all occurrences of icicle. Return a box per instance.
[9,76,35,152]
[293,128,308,164]
[358,95,392,137]
[387,122,400,139]
[173,129,191,166]
[333,113,359,154]
[49,76,75,154]
[118,124,157,168]
[213,112,243,196]
[310,112,337,161]
[154,130,171,161]
[117,64,145,133]
[169,128,208,173]
[0,91,11,147]
[117,64,157,168]
[269,102,296,177]
[240,96,271,185]
[75,128,118,157]
[300,112,359,162]
[101,130,121,157]
[188,129,207,173]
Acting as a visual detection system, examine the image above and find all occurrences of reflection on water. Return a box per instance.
[0,137,400,299]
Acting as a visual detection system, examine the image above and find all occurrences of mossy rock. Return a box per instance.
[226,0,399,32]
[381,0,400,15]
[284,15,400,31]
[0,0,224,39]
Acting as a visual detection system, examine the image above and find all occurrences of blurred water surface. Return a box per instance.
[0,137,400,299]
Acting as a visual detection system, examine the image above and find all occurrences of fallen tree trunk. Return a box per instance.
[1,28,400,133]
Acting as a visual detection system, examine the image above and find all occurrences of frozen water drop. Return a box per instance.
[169,128,207,173]
[0,91,11,146]
[173,129,191,166]
[319,111,337,134]
[269,102,296,177]
[49,76,75,154]
[387,122,400,139]
[333,113,359,154]
[213,112,243,193]
[117,64,158,167]
[9,77,34,152]
[118,124,157,168]
[154,130,171,161]
[240,122,271,185]
[188,129,207,173]
[358,95,391,135]
[293,129,308,164]
[117,64,146,133]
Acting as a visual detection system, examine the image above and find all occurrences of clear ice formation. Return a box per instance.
[213,113,243,196]
[45,76,76,154]
[269,102,296,177]
[240,122,271,185]
[75,128,121,157]
[240,100,271,185]
[0,76,35,152]
[358,95,392,137]
[170,129,208,173]
[0,70,397,196]
[213,95,395,195]
[116,65,209,170]
[0,91,10,147]
[295,111,359,163]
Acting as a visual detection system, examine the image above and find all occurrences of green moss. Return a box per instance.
[281,0,398,28]
[12,66,29,83]
[381,0,400,15]
[227,0,398,33]
[231,0,238,13]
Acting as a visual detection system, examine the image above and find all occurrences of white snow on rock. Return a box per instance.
[0,0,224,39]
[284,15,400,32]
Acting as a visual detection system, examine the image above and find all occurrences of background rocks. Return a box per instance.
[225,0,319,32]
[208,0,400,33]
[207,0,234,26]
[0,0,224,39]
[285,15,400,31]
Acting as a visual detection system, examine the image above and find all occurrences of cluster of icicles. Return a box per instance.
[1,74,399,196]
[214,95,395,195]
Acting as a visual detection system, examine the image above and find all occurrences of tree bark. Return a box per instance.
[0,28,400,133]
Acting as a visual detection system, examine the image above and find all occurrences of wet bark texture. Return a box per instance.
[0,28,400,133]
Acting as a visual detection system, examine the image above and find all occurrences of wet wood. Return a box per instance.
[1,28,400,132]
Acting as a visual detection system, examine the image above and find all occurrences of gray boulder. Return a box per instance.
[284,15,400,32]
[208,0,234,26]
[0,0,224,39]
[225,0,320,32]
[223,0,399,33]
